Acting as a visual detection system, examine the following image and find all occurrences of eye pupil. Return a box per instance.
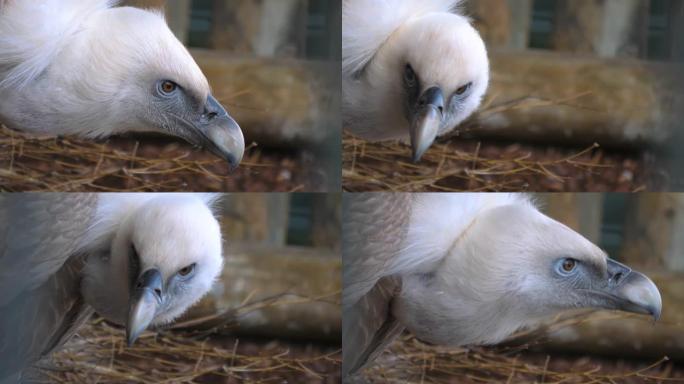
[562,259,576,272]
[161,81,176,94]
[178,263,195,276]
[456,82,471,95]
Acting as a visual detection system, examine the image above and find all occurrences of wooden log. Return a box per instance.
[219,195,290,247]
[526,271,684,361]
[549,0,648,58]
[507,0,533,50]
[462,50,684,149]
[597,0,648,59]
[621,194,684,272]
[191,49,339,148]
[182,245,341,342]
[467,0,512,49]
[551,0,605,55]
[209,0,306,57]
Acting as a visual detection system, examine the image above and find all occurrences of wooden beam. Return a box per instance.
[463,50,684,149]
[621,194,684,272]
[467,0,512,49]
[182,245,341,342]
[191,49,338,148]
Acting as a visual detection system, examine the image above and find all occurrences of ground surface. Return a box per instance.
[358,334,683,383]
[0,125,331,192]
[343,132,668,192]
[35,318,340,383]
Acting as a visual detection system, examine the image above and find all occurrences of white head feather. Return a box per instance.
[81,193,223,326]
[343,0,489,143]
[0,0,209,137]
[392,194,609,346]
[0,0,244,166]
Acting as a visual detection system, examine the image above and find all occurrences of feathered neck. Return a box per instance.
[386,193,536,277]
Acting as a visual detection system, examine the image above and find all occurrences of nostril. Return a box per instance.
[154,288,162,297]
[612,272,623,284]
[206,111,218,120]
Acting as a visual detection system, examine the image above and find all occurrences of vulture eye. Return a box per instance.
[177,263,196,277]
[404,64,417,87]
[158,80,178,95]
[559,258,577,274]
[455,82,472,96]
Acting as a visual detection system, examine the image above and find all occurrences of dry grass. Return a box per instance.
[0,124,323,192]
[357,312,681,384]
[342,133,662,192]
[342,95,664,192]
[32,295,341,383]
[358,334,679,384]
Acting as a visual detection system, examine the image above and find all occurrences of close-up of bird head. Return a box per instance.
[0,0,244,167]
[81,194,223,346]
[343,0,489,162]
[394,199,661,347]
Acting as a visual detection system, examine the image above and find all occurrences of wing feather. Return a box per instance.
[0,193,97,306]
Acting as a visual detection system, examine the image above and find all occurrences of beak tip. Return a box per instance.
[411,149,425,163]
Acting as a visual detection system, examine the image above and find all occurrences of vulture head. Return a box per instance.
[394,202,661,346]
[0,1,244,166]
[343,1,489,162]
[81,194,223,345]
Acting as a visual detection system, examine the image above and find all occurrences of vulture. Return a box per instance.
[342,0,490,162]
[342,193,662,378]
[0,193,224,382]
[0,0,244,167]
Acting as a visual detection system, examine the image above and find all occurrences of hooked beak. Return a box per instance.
[126,268,163,346]
[409,86,444,162]
[587,259,662,321]
[176,94,245,169]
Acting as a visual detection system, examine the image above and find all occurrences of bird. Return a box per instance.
[342,193,662,378]
[0,0,244,167]
[342,0,490,162]
[0,193,224,382]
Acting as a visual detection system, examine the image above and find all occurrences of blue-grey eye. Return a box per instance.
[177,263,195,277]
[558,258,577,274]
[158,80,178,95]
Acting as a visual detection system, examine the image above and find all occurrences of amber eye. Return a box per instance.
[561,258,576,272]
[160,80,177,94]
[178,263,196,277]
[455,82,472,95]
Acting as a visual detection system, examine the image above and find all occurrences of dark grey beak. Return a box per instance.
[196,95,245,168]
[126,268,163,346]
[409,86,444,162]
[590,259,662,321]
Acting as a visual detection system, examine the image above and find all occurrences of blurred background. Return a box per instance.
[467,0,684,191]
[52,193,341,383]
[343,0,684,192]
